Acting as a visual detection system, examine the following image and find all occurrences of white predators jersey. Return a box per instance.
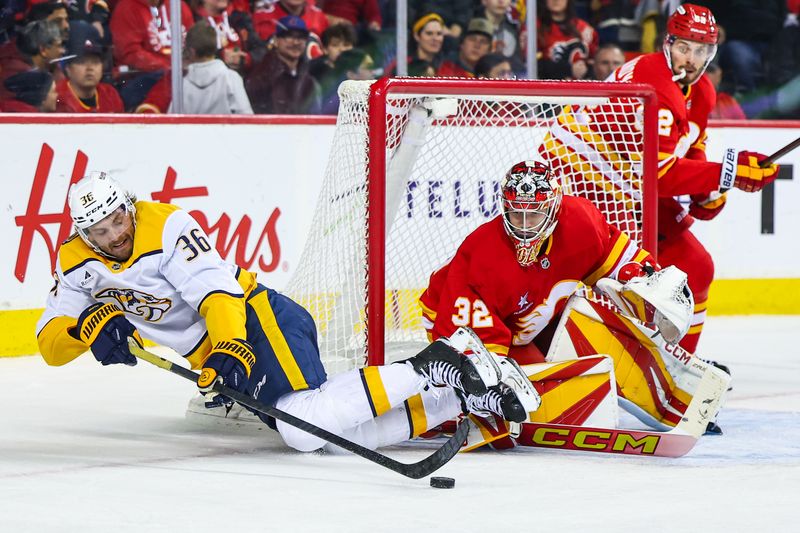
[37,201,246,357]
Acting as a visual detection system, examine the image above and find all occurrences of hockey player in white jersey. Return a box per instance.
[36,171,540,452]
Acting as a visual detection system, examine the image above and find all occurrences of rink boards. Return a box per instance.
[0,115,798,356]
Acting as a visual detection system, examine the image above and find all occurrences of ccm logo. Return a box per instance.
[530,427,661,454]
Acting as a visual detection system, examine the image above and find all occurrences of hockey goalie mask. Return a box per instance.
[501,160,563,267]
[68,171,137,260]
[663,3,718,86]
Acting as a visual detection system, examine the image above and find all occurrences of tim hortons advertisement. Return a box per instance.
[1,121,335,312]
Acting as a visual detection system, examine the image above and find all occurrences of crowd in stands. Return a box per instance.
[0,0,798,118]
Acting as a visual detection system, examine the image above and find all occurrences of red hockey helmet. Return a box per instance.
[663,3,718,84]
[500,159,563,267]
[666,3,719,45]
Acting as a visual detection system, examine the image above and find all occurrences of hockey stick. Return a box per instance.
[513,422,697,458]
[128,341,470,479]
[760,135,800,167]
[512,355,731,458]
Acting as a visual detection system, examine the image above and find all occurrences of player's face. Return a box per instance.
[669,39,715,85]
[415,21,444,55]
[507,209,547,240]
[85,206,136,261]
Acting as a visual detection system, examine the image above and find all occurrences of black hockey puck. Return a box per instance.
[430,476,455,489]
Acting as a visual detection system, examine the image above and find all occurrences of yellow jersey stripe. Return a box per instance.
[584,232,631,286]
[359,366,392,417]
[405,394,428,438]
[250,291,309,390]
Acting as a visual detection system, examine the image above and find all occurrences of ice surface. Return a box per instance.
[1,316,798,532]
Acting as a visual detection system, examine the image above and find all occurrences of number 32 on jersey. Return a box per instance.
[452,297,494,328]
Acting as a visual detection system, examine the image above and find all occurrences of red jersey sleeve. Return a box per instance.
[580,203,656,286]
[628,57,721,196]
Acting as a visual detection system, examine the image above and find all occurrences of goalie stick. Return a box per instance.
[128,341,470,479]
[760,135,800,167]
[513,353,731,458]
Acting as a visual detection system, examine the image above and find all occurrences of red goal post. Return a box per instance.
[285,78,658,373]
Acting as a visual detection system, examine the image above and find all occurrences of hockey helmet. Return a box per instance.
[500,159,562,267]
[663,3,718,84]
[68,171,136,255]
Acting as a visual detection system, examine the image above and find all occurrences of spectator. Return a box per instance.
[308,23,356,81]
[191,0,257,74]
[0,1,26,46]
[409,1,473,45]
[407,57,436,76]
[479,0,524,74]
[16,19,65,78]
[319,47,376,114]
[253,0,328,44]
[322,0,382,32]
[1,69,57,112]
[590,0,661,53]
[109,0,194,110]
[0,20,63,101]
[474,52,515,79]
[56,34,125,112]
[385,12,444,75]
[535,0,598,80]
[693,0,787,94]
[590,41,625,80]
[245,15,321,114]
[171,20,252,114]
[110,0,195,73]
[62,0,112,41]
[26,1,70,41]
[410,12,444,69]
[439,18,493,78]
[706,63,746,120]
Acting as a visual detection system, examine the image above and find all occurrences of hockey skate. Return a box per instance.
[407,327,501,396]
[463,356,542,423]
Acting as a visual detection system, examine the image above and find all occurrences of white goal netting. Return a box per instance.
[285,79,654,375]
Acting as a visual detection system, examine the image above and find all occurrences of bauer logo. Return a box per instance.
[721,148,737,189]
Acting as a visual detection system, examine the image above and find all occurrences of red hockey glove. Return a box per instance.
[689,191,727,221]
[616,262,658,284]
[719,149,779,193]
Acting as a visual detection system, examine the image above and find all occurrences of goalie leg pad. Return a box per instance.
[546,296,730,432]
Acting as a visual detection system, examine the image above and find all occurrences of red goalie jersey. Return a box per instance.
[419,195,654,364]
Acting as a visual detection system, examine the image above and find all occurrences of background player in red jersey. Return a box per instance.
[541,4,780,353]
[420,159,693,366]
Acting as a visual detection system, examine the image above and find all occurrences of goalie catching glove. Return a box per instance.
[595,264,694,344]
[74,302,142,366]
[719,149,779,193]
[198,339,256,408]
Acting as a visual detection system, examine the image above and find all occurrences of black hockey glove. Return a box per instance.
[75,302,141,366]
[197,339,255,408]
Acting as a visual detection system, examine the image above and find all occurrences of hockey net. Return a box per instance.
[285,79,657,375]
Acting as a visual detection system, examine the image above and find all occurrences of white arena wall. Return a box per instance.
[0,114,797,357]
